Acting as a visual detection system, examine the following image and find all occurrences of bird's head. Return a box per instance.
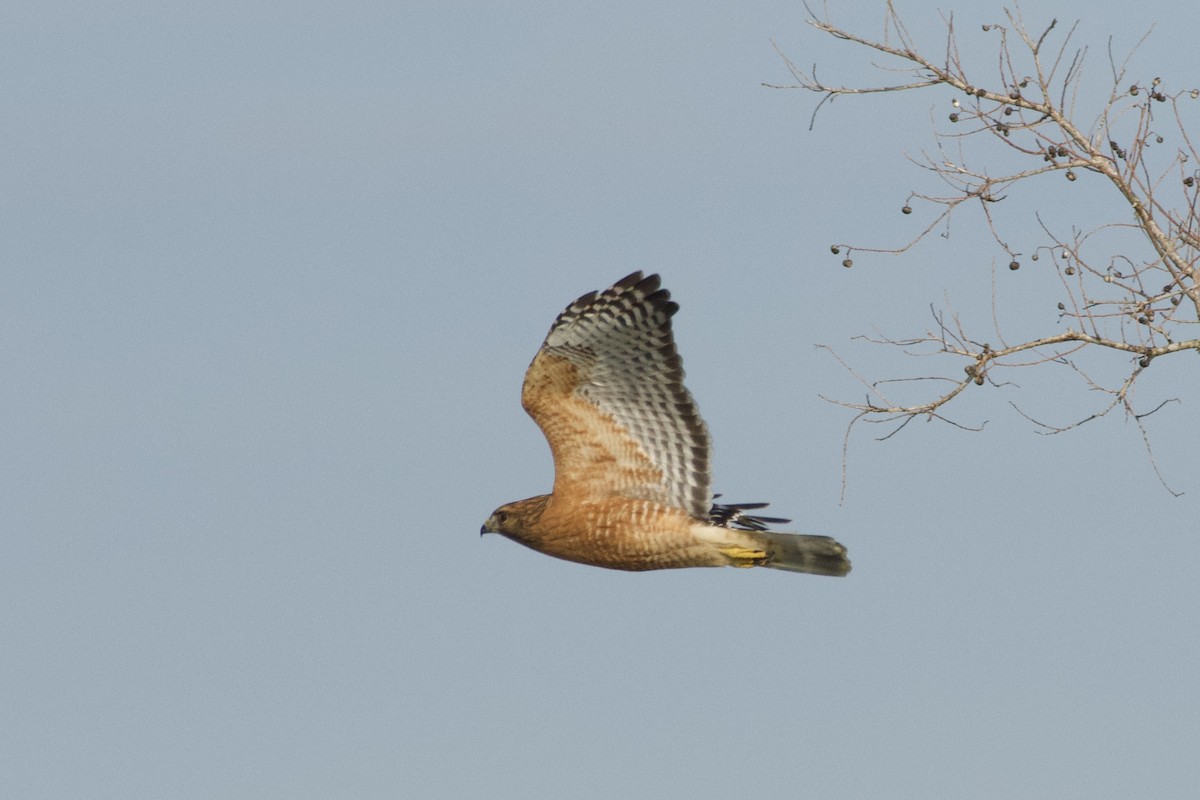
[480,505,516,537]
[480,495,549,542]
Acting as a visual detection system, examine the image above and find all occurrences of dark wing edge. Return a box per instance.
[708,495,791,532]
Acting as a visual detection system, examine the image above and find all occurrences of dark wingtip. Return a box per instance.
[624,271,664,296]
[708,498,792,531]
[615,270,647,288]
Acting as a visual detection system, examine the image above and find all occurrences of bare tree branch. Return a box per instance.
[770,2,1199,491]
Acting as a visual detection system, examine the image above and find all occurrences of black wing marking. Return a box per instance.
[708,495,791,532]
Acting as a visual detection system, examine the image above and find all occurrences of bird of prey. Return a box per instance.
[482,272,850,576]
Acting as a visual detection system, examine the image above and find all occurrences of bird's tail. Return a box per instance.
[718,530,851,577]
[760,531,851,576]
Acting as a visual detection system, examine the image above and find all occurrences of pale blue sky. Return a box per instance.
[4,2,1198,798]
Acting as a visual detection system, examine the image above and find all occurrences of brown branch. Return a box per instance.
[774,4,1197,491]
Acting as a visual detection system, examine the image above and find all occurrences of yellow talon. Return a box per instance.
[719,546,768,567]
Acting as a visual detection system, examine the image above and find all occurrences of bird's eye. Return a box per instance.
[495,510,508,524]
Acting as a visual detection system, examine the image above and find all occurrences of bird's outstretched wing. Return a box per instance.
[520,272,712,518]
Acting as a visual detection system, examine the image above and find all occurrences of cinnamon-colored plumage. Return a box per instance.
[482,272,850,576]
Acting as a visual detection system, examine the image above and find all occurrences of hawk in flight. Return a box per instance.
[482,272,850,576]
